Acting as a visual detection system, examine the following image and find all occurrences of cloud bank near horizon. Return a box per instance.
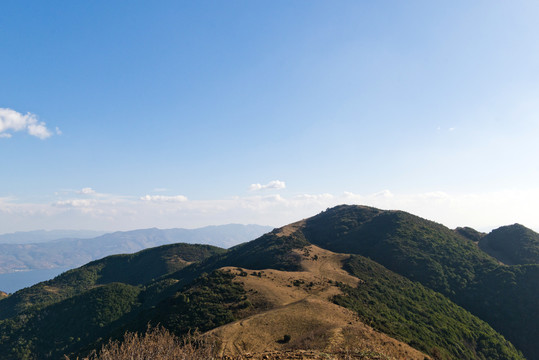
[1,188,539,234]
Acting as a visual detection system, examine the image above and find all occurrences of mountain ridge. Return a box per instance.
[0,205,534,359]
[0,224,272,275]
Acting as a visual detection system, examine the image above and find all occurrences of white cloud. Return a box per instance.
[78,187,96,195]
[141,195,188,202]
[372,189,394,198]
[27,122,52,139]
[294,193,334,201]
[249,180,286,191]
[0,108,56,139]
[54,199,98,208]
[3,188,539,234]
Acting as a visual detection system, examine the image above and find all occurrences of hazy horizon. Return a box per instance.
[0,207,532,236]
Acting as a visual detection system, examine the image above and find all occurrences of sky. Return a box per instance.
[1,1,539,233]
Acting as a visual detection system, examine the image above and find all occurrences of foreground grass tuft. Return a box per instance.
[65,326,217,360]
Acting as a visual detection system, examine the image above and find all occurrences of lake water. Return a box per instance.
[0,268,71,294]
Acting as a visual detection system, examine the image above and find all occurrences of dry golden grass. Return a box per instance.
[66,326,218,360]
[224,349,399,359]
[212,246,429,360]
[273,220,306,238]
[65,326,394,360]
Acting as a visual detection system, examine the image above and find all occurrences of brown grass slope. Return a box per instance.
[72,325,411,360]
[208,245,429,360]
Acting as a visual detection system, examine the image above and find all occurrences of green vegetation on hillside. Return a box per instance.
[0,268,247,359]
[0,205,535,360]
[165,230,310,287]
[454,226,485,242]
[460,264,539,359]
[0,243,225,319]
[146,270,248,335]
[479,224,539,265]
[303,205,538,359]
[304,206,498,296]
[206,229,309,271]
[0,282,141,359]
[333,255,523,360]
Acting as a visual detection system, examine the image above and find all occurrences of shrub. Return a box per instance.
[277,334,291,344]
[66,326,217,360]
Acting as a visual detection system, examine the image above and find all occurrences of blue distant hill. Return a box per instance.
[0,224,272,276]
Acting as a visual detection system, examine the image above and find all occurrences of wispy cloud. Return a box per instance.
[436,126,456,133]
[54,199,98,208]
[249,180,286,191]
[293,193,334,201]
[0,108,57,139]
[77,187,96,195]
[2,189,539,234]
[141,195,188,202]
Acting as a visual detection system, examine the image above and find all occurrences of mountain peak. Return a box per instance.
[479,223,539,265]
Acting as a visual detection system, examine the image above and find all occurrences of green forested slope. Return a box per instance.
[1,283,141,359]
[0,243,224,319]
[455,226,485,242]
[479,224,539,265]
[303,205,499,295]
[334,255,523,360]
[302,205,538,359]
[0,270,247,359]
[460,264,539,358]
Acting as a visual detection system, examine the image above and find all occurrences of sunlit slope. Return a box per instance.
[299,205,537,359]
[199,241,521,359]
[209,246,428,359]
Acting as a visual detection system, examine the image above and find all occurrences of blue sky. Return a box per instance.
[2,1,539,232]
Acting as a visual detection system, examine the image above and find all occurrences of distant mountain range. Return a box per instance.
[0,224,273,274]
[0,205,537,359]
[0,230,106,244]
